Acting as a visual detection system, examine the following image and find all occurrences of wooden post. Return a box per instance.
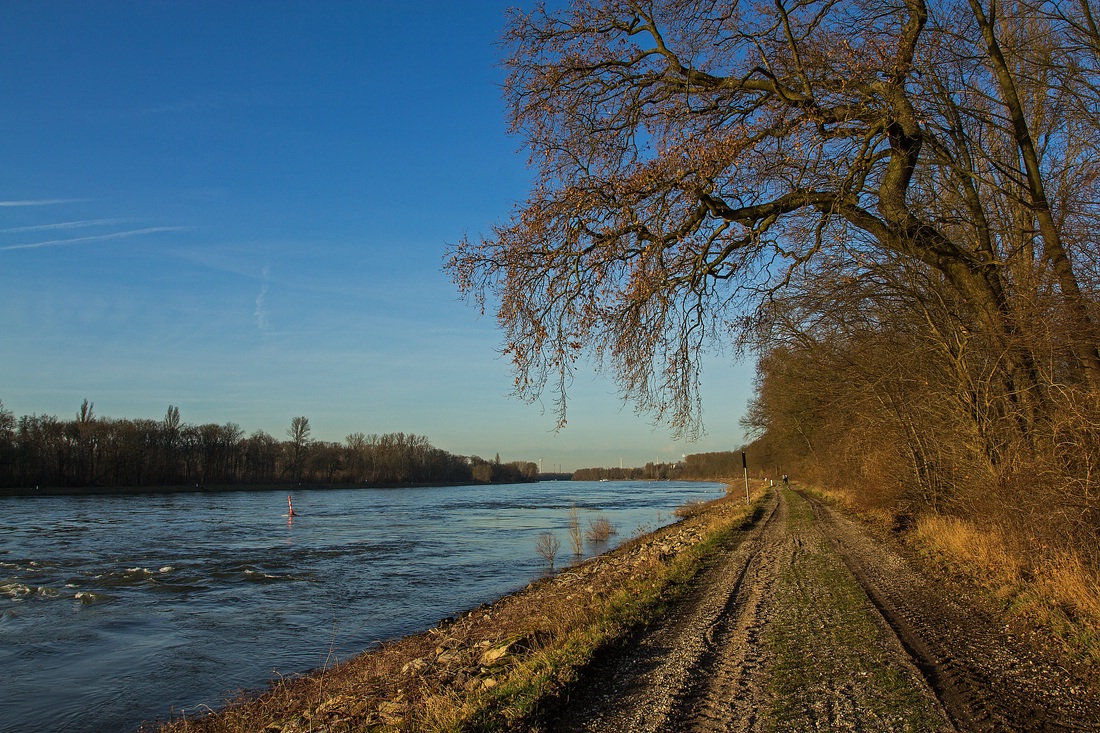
[742,451,749,504]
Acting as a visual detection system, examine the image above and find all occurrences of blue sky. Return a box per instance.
[0,1,755,471]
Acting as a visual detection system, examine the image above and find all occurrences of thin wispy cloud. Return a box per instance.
[0,226,189,251]
[138,97,220,116]
[254,266,271,331]
[131,90,262,118]
[0,198,87,207]
[0,218,129,233]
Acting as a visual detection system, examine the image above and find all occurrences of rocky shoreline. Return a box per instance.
[150,487,757,732]
[150,484,1100,732]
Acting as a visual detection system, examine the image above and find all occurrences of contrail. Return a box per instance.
[0,218,128,233]
[254,266,271,331]
[0,198,87,207]
[0,226,189,251]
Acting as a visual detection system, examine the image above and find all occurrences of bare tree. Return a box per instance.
[287,416,311,483]
[535,530,561,569]
[585,516,616,544]
[344,431,367,483]
[447,0,1099,447]
[567,505,583,556]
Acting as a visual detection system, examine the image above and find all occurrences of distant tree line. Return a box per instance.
[0,399,537,490]
[572,463,672,481]
[572,452,742,482]
[468,453,539,484]
[677,452,746,480]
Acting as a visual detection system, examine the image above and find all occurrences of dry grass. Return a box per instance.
[914,515,1025,591]
[914,513,1100,667]
[807,482,882,515]
[674,501,706,519]
[150,491,766,733]
[1035,552,1100,634]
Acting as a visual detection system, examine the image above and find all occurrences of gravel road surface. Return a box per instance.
[549,488,1100,732]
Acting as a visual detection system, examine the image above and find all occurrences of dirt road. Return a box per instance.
[550,488,1100,732]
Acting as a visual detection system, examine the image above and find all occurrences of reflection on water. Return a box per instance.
[0,480,723,732]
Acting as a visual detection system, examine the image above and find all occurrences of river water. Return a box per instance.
[0,480,723,732]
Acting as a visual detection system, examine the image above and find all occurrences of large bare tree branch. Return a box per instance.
[447,0,1100,437]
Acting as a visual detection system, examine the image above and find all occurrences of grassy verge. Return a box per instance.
[152,488,769,733]
[912,514,1100,669]
[798,483,1100,673]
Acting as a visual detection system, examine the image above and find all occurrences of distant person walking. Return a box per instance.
[782,474,789,489]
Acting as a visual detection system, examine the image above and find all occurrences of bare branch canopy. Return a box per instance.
[446,0,1100,438]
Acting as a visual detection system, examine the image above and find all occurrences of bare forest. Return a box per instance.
[0,400,538,490]
[572,451,751,480]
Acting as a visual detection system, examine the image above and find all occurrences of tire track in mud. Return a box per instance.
[669,494,787,733]
[802,490,1100,732]
[549,493,782,733]
[551,490,1100,733]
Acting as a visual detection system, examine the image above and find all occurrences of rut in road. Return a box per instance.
[553,489,950,732]
[669,495,785,732]
[804,491,1100,732]
[550,492,784,733]
[551,488,1100,732]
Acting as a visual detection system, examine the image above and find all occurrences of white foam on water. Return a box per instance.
[1,582,31,599]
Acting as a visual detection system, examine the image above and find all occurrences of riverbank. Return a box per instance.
[148,485,763,732]
[146,482,1100,732]
[3,480,725,732]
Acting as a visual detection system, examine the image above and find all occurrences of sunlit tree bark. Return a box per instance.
[965,0,1100,388]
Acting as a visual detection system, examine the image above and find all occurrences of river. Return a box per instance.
[0,480,724,732]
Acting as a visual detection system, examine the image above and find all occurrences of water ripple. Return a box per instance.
[0,480,725,733]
